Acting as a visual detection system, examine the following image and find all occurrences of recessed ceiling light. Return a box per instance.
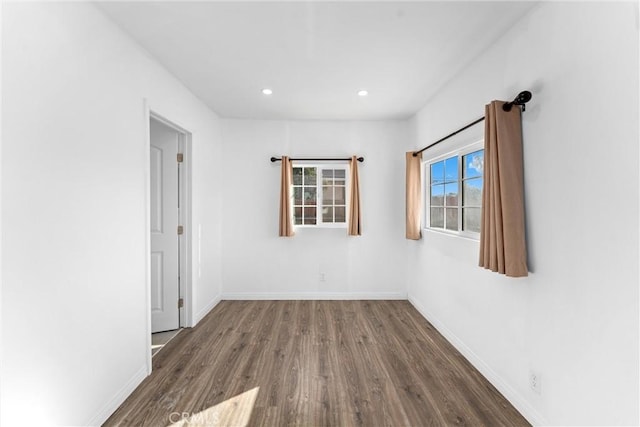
[357,90,369,97]
[262,88,273,95]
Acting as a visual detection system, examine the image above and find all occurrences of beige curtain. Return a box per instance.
[278,156,294,237]
[479,101,528,277]
[347,156,361,236]
[406,151,422,240]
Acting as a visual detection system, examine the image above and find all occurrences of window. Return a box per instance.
[292,164,348,227]
[426,145,484,236]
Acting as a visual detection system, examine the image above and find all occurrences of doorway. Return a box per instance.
[149,114,190,338]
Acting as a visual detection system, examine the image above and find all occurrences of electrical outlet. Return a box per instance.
[529,370,541,394]
[319,272,326,282]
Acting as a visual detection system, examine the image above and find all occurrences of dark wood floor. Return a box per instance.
[104,300,529,427]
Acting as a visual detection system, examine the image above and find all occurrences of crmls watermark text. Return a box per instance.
[168,411,220,425]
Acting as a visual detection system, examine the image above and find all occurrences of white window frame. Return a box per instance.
[291,162,349,229]
[423,140,484,240]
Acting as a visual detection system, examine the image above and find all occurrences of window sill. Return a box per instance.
[294,224,348,230]
[423,227,480,242]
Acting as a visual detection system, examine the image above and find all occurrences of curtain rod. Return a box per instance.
[271,156,364,163]
[412,90,532,157]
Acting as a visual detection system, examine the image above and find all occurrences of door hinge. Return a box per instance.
[178,298,184,309]
[177,225,184,235]
[177,153,184,163]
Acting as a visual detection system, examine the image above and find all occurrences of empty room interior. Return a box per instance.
[1,1,639,426]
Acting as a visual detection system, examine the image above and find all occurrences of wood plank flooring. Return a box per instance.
[104,301,530,427]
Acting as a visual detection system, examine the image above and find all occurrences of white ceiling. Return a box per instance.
[96,1,536,120]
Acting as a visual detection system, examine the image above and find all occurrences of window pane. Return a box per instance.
[430,207,444,228]
[431,184,444,206]
[430,161,444,185]
[444,182,458,206]
[335,169,345,179]
[334,186,346,205]
[303,188,316,205]
[322,169,333,185]
[294,207,302,225]
[304,207,316,224]
[293,168,302,185]
[322,186,333,204]
[445,208,458,231]
[444,156,458,183]
[463,207,481,232]
[464,150,484,179]
[323,207,333,223]
[304,168,316,185]
[463,178,483,206]
[335,207,346,223]
[293,187,302,205]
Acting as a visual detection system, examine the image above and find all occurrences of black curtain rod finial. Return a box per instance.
[503,90,532,112]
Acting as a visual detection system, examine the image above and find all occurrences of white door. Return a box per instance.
[150,118,180,333]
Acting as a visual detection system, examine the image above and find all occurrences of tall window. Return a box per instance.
[292,164,348,227]
[426,145,484,236]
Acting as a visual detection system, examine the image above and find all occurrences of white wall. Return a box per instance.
[1,3,223,425]
[0,0,4,421]
[221,119,409,299]
[407,2,639,426]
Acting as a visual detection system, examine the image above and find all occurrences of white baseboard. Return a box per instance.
[87,363,147,426]
[221,291,407,300]
[407,295,548,427]
[193,295,222,326]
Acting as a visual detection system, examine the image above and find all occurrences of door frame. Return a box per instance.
[144,102,192,373]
